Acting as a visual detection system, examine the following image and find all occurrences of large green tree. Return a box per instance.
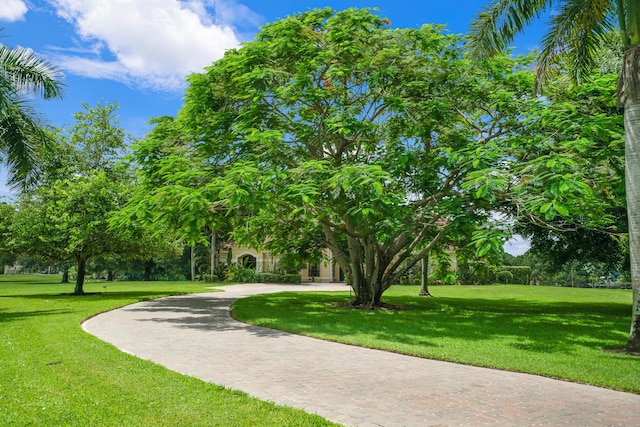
[136,8,575,306]
[0,31,64,189]
[470,0,640,351]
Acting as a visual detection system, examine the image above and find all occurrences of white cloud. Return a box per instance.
[208,0,262,29]
[47,0,243,91]
[504,235,530,256]
[0,0,28,22]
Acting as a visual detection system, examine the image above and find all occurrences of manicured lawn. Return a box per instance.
[232,284,640,393]
[0,275,337,426]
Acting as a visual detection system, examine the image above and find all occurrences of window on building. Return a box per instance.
[309,263,320,277]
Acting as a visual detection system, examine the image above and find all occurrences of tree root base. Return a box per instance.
[604,348,640,357]
[332,301,403,310]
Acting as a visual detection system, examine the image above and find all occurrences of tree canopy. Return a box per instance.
[469,0,640,352]
[129,8,612,307]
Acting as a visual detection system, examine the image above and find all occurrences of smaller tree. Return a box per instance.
[6,102,172,294]
[10,171,139,293]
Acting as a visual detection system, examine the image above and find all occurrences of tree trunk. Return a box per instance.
[74,257,86,295]
[190,245,196,282]
[622,0,640,353]
[211,231,216,276]
[348,262,387,308]
[350,278,376,307]
[61,267,69,284]
[143,259,153,281]
[107,270,115,281]
[419,253,432,297]
[626,98,640,351]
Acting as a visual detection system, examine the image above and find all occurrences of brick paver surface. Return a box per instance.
[82,283,640,426]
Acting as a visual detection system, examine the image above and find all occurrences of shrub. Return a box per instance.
[496,270,515,284]
[201,274,216,283]
[231,266,258,283]
[257,273,302,284]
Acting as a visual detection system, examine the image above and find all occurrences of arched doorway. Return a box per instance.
[238,254,257,270]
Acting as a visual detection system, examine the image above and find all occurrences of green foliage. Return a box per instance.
[495,270,515,284]
[5,102,178,293]
[395,261,423,285]
[131,7,629,309]
[468,0,640,352]
[458,262,531,285]
[62,101,132,175]
[116,256,190,281]
[224,264,258,283]
[201,274,218,283]
[457,261,494,285]
[148,7,555,307]
[233,285,640,393]
[277,252,320,275]
[469,0,618,89]
[118,116,231,247]
[0,201,16,266]
[9,170,133,263]
[464,72,624,248]
[257,273,302,284]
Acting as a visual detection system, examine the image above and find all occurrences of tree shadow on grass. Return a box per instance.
[123,295,291,337]
[0,308,72,323]
[236,292,633,356]
[0,276,62,285]
[385,296,629,354]
[0,291,192,301]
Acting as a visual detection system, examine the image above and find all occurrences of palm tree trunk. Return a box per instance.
[625,97,640,351]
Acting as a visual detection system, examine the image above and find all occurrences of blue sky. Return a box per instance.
[1,0,544,255]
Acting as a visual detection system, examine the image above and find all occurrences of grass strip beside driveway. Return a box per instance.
[0,275,337,426]
[232,284,640,393]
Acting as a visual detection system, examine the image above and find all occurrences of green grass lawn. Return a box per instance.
[0,274,337,426]
[232,284,640,393]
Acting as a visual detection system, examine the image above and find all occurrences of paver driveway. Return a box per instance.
[82,283,640,426]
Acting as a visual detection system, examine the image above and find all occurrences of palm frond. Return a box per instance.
[0,45,65,100]
[535,0,615,91]
[468,0,552,61]
[0,99,47,190]
[0,30,64,190]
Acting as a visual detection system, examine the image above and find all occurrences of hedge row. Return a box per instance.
[257,273,302,284]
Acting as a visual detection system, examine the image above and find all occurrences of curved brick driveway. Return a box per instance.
[82,283,640,426]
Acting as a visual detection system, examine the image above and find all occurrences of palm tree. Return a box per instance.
[0,31,64,190]
[469,1,640,352]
